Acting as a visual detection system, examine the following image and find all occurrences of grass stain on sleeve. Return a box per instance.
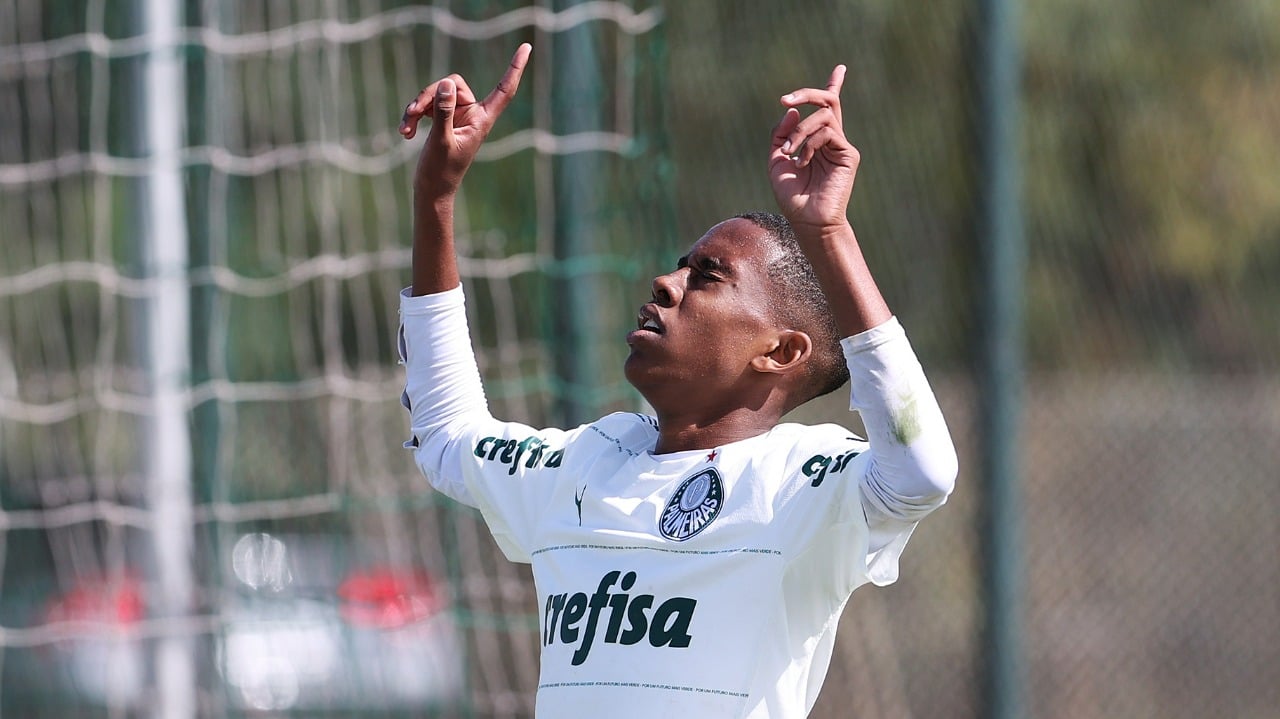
[889,391,922,446]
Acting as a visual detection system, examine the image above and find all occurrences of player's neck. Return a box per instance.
[650,406,782,455]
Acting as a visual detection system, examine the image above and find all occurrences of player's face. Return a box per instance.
[624,218,783,405]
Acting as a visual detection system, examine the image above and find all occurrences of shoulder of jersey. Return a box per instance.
[772,421,865,447]
[767,422,867,464]
[585,412,659,453]
[770,422,870,489]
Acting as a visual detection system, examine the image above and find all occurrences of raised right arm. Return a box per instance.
[396,46,536,509]
[399,44,531,295]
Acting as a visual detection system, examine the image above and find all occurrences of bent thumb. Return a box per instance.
[431,78,456,144]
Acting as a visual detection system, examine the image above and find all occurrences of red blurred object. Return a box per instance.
[337,568,442,628]
[44,576,145,626]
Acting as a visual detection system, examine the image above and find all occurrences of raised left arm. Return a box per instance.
[768,65,890,337]
[770,66,956,525]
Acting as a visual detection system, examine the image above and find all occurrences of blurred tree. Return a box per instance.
[666,0,1280,372]
[1025,0,1280,370]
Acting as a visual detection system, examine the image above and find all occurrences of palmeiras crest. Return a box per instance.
[659,468,724,541]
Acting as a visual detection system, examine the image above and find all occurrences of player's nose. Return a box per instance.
[650,269,684,307]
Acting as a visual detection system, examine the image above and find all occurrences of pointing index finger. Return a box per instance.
[481,43,532,114]
[779,64,849,112]
[826,64,847,95]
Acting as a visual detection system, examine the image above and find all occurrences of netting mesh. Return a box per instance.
[1,0,667,716]
[2,0,1279,717]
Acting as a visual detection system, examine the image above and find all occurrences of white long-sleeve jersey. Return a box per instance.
[399,285,956,719]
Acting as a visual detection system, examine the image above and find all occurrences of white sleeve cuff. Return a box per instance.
[839,315,905,357]
[400,284,465,314]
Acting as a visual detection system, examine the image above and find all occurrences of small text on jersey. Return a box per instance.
[802,446,862,487]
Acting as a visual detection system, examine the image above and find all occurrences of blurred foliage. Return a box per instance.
[1023,0,1280,371]
[663,0,1280,373]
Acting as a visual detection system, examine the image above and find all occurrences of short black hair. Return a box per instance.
[734,211,850,405]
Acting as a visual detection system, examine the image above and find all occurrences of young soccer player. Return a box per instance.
[397,44,956,718]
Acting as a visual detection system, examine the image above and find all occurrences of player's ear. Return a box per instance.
[751,330,812,376]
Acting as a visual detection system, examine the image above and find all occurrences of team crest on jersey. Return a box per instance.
[659,468,723,541]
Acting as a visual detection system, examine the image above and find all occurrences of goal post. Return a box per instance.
[140,0,196,716]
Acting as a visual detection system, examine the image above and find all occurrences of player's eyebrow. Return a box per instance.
[676,254,734,277]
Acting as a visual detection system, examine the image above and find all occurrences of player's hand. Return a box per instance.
[768,65,860,235]
[400,43,531,199]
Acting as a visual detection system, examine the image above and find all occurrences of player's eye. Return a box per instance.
[678,255,722,283]
[687,264,716,282]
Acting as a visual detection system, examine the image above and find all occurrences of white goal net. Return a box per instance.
[0,1,667,715]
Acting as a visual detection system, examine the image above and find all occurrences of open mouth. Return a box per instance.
[636,305,664,335]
